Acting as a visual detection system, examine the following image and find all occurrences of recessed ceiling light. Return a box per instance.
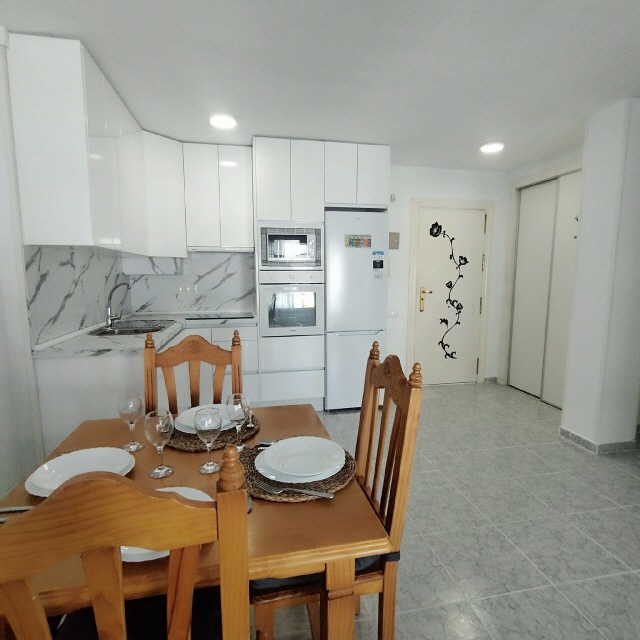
[210,114,237,129]
[480,141,504,154]
[219,160,237,167]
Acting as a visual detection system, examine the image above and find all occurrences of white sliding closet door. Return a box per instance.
[509,171,581,407]
[509,180,557,396]
[542,171,581,406]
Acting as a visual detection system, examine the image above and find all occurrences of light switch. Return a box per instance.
[388,232,400,250]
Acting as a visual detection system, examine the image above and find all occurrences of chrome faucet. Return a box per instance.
[106,282,131,328]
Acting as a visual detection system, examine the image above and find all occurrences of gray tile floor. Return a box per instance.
[265,383,640,639]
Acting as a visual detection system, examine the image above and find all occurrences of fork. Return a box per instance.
[255,478,333,499]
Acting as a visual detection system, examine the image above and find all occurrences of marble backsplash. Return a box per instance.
[24,245,127,346]
[24,247,256,347]
[129,252,255,314]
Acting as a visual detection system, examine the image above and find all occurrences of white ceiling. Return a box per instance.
[1,0,639,171]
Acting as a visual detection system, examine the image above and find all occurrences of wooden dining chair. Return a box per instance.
[144,329,242,414]
[0,445,250,640]
[251,342,422,640]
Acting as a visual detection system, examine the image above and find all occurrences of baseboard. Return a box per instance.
[559,427,638,455]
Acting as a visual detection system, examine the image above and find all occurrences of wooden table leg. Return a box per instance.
[320,558,356,640]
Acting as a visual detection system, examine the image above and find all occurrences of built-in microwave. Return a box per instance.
[258,222,323,270]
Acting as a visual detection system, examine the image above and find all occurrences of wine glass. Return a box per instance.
[194,407,222,474]
[117,393,144,452]
[226,393,249,451]
[144,410,174,478]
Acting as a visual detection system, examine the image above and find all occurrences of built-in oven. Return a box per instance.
[258,221,323,271]
[258,271,324,337]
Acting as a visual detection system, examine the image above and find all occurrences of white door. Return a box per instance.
[510,171,582,407]
[413,206,486,384]
[509,181,558,396]
[541,172,581,406]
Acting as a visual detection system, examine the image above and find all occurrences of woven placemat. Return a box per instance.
[167,417,260,452]
[240,445,356,502]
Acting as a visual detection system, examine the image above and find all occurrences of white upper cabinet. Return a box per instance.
[254,137,291,220]
[184,144,254,251]
[8,34,138,247]
[183,143,221,248]
[325,141,390,207]
[291,139,325,221]
[324,142,357,205]
[119,131,187,258]
[219,146,254,249]
[253,137,325,222]
[357,144,391,206]
[83,49,121,248]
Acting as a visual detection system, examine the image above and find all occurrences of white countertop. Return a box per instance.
[32,313,257,358]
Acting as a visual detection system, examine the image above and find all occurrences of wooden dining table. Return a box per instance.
[0,404,392,640]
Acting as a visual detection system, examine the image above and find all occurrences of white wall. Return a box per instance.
[562,99,640,446]
[387,165,510,377]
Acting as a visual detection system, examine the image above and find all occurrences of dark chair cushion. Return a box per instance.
[249,554,381,592]
[54,587,221,640]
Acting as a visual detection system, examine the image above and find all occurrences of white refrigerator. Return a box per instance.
[325,208,388,410]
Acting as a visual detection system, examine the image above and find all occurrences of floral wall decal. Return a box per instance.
[429,221,469,359]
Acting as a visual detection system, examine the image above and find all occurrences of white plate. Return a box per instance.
[263,436,345,477]
[255,448,344,484]
[175,405,235,434]
[119,546,169,563]
[121,486,214,563]
[25,448,135,498]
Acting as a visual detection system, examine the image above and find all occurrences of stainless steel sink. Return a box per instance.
[89,319,175,337]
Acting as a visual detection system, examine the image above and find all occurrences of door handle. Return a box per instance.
[419,287,433,312]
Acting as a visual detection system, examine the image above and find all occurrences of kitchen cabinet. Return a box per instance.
[119,130,187,258]
[8,33,138,247]
[253,137,324,222]
[290,139,325,221]
[324,142,357,204]
[357,143,391,205]
[254,137,290,221]
[258,335,325,409]
[325,142,390,207]
[159,326,259,408]
[34,353,143,454]
[183,144,254,250]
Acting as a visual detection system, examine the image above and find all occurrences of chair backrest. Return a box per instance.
[354,341,422,551]
[0,445,250,640]
[144,330,242,414]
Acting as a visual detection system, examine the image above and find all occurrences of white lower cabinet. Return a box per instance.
[158,326,259,410]
[34,325,259,454]
[260,371,325,405]
[258,335,325,408]
[35,353,143,455]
